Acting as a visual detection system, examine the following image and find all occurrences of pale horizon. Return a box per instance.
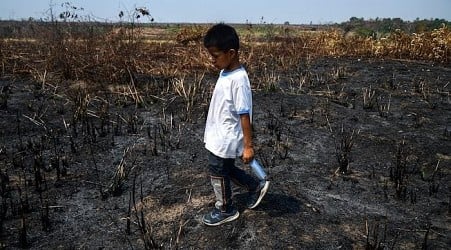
[1,0,450,24]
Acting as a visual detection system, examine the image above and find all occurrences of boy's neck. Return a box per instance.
[224,60,241,72]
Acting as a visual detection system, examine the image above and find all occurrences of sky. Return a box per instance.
[0,0,450,24]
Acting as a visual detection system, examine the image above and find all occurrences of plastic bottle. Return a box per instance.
[249,159,267,180]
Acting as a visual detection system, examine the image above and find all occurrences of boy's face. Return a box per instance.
[206,46,238,71]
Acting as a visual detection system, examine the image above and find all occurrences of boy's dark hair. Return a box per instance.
[203,23,239,51]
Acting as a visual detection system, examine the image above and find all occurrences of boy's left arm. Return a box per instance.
[240,113,254,163]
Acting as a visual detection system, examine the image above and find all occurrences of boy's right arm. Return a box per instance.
[240,113,254,164]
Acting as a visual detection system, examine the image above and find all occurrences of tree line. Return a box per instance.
[340,17,450,37]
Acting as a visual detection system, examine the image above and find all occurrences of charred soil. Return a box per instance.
[0,58,450,249]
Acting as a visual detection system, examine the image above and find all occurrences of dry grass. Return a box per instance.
[1,24,449,95]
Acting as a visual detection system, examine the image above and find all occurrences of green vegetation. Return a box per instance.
[340,17,451,37]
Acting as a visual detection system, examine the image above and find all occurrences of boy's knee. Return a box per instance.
[209,162,225,176]
[208,153,230,176]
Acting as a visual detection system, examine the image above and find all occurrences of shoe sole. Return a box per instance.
[202,211,240,226]
[248,181,270,209]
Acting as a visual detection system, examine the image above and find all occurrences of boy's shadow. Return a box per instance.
[235,191,301,217]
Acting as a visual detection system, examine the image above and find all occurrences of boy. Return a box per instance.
[202,23,270,226]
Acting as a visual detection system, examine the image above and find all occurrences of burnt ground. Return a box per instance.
[0,57,450,249]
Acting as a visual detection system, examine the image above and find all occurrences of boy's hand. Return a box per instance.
[242,146,254,164]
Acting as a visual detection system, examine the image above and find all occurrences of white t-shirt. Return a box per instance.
[204,66,253,158]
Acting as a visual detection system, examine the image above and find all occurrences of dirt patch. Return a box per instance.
[0,58,450,249]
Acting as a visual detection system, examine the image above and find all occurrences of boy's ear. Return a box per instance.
[229,49,237,57]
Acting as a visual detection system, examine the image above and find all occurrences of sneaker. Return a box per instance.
[247,180,270,209]
[202,207,239,226]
